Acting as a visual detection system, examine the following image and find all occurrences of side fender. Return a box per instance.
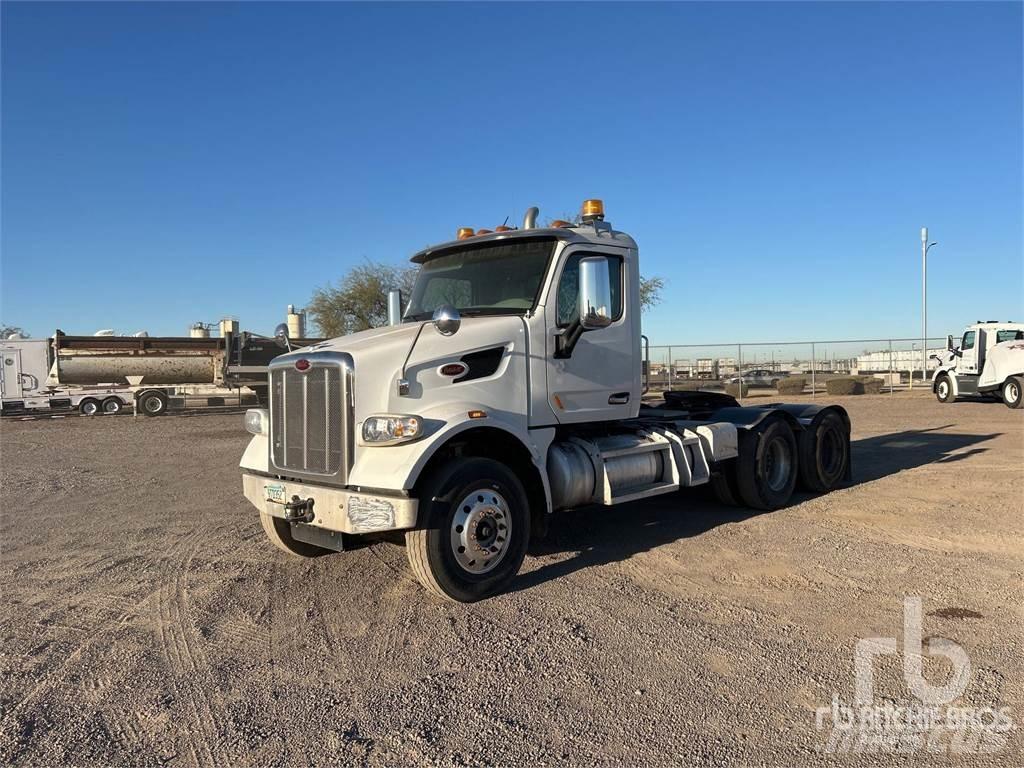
[348,402,554,513]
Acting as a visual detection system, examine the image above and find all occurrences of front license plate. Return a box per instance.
[265,483,287,504]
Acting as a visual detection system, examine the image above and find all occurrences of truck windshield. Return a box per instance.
[405,238,555,320]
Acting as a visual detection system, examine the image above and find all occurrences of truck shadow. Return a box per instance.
[510,427,1001,595]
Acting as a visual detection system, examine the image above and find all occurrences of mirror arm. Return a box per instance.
[554,320,585,359]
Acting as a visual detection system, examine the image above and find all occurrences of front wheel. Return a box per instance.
[1003,376,1024,409]
[259,513,330,557]
[406,457,530,602]
[935,374,954,403]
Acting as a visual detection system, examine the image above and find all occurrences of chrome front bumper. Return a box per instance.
[242,472,418,534]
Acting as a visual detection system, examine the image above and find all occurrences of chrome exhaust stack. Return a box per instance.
[522,206,539,230]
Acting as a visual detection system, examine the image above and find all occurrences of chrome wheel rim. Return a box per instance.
[103,400,119,413]
[82,402,98,415]
[450,488,511,575]
[938,380,949,399]
[1008,382,1020,403]
[144,397,163,413]
[763,437,792,492]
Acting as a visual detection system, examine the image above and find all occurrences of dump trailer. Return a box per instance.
[932,321,1024,408]
[239,199,852,602]
[2,330,324,417]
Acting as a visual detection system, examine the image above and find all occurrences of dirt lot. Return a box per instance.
[1,391,1022,766]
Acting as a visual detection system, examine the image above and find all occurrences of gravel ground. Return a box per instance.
[1,391,1021,766]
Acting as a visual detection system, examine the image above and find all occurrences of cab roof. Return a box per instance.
[411,223,637,264]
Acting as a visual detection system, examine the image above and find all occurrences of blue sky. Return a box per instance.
[2,1,1021,345]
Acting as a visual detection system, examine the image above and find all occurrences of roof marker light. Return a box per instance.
[581,199,604,220]
[457,227,474,240]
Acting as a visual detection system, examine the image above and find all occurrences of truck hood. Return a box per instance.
[287,315,526,416]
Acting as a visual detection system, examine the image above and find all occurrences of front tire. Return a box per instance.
[935,374,954,403]
[259,513,329,557]
[406,457,530,602]
[1003,376,1024,409]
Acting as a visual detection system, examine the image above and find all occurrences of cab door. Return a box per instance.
[543,245,640,423]
[1,350,23,399]
[958,330,979,375]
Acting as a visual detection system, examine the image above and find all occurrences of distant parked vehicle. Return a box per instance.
[932,321,1024,408]
[727,369,790,387]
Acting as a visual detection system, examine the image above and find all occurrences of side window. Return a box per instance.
[962,331,976,350]
[556,253,623,327]
[996,330,1023,343]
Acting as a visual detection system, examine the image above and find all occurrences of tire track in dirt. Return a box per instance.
[151,526,230,767]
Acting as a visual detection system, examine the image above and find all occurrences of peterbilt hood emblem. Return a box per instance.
[438,362,469,378]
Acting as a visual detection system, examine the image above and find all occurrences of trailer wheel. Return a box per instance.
[797,410,850,493]
[101,397,123,415]
[79,398,100,416]
[259,513,330,557]
[935,374,954,403]
[735,417,798,510]
[1003,377,1024,409]
[406,457,530,602]
[138,390,168,416]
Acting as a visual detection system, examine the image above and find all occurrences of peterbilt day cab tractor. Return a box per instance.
[240,200,852,602]
[932,321,1024,408]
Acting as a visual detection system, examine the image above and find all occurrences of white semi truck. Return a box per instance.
[932,321,1024,408]
[240,200,852,601]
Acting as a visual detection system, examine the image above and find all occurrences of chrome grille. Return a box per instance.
[269,355,351,481]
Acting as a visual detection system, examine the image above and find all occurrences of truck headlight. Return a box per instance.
[245,408,269,436]
[361,414,422,445]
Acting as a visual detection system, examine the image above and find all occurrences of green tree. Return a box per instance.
[1,324,25,339]
[639,275,664,312]
[308,262,418,337]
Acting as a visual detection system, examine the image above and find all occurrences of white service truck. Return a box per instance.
[240,200,852,601]
[932,321,1024,408]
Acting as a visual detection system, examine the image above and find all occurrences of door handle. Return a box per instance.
[608,392,630,405]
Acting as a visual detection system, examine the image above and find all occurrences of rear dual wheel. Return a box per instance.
[735,417,799,510]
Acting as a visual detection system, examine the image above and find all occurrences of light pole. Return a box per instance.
[921,228,938,378]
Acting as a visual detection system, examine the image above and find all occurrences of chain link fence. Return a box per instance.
[644,337,950,397]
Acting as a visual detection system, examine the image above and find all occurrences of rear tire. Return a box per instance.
[797,410,850,493]
[101,397,123,415]
[406,457,530,602]
[79,398,100,416]
[259,513,329,557]
[1003,376,1024,409]
[710,460,742,506]
[935,374,954,403]
[138,390,168,416]
[735,417,798,510]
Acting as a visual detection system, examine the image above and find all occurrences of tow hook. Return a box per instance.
[283,496,315,524]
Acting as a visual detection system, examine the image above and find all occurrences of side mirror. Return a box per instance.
[578,257,613,330]
[274,323,291,350]
[432,304,461,336]
[946,335,954,351]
